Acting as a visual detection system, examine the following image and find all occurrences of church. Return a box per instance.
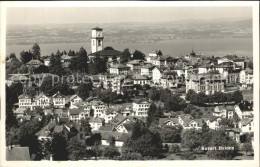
[88,27,123,62]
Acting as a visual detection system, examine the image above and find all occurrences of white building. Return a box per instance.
[132,99,151,117]
[52,91,66,108]
[152,66,162,84]
[91,27,103,53]
[239,118,254,134]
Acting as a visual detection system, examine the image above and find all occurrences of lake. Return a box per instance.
[6,37,252,58]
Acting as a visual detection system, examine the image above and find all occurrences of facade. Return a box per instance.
[132,99,151,117]
[186,73,225,95]
[109,64,130,75]
[213,105,234,119]
[152,66,162,84]
[52,91,66,108]
[91,27,104,53]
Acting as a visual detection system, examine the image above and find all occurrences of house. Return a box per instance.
[88,49,123,62]
[233,58,245,69]
[239,118,253,134]
[158,118,179,127]
[185,73,225,95]
[89,117,104,131]
[234,102,253,119]
[109,64,130,75]
[18,94,33,110]
[68,94,83,109]
[68,109,85,122]
[177,114,202,130]
[152,66,163,84]
[36,120,56,141]
[104,107,120,123]
[132,74,150,86]
[26,59,43,68]
[213,105,234,119]
[52,91,66,108]
[6,146,30,161]
[114,122,135,133]
[132,99,151,117]
[126,60,146,72]
[91,100,107,117]
[61,54,74,68]
[13,108,26,118]
[203,116,222,130]
[93,131,131,147]
[225,128,241,143]
[17,115,32,123]
[34,92,51,109]
[140,64,154,76]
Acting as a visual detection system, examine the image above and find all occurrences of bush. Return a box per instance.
[180,151,196,160]
[170,144,180,154]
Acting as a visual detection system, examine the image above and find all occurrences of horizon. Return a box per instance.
[7,7,252,25]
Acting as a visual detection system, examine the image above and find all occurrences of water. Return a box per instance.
[6,37,252,58]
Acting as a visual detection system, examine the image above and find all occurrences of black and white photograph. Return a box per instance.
[0,1,259,166]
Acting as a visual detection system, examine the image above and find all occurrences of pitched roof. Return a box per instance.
[92,131,130,142]
[216,105,234,111]
[92,27,103,31]
[89,116,104,123]
[99,125,115,131]
[26,59,43,65]
[53,108,64,115]
[158,118,179,126]
[35,92,49,100]
[110,64,130,69]
[18,94,31,99]
[240,118,253,126]
[52,91,65,98]
[53,125,64,133]
[69,109,82,115]
[6,147,30,161]
[132,74,149,80]
[133,98,150,104]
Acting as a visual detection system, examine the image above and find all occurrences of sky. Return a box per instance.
[7,7,252,25]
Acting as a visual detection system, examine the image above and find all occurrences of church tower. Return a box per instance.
[91,27,104,53]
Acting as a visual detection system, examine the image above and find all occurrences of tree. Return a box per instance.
[88,54,107,75]
[33,65,49,74]
[197,92,207,105]
[103,146,120,159]
[69,47,88,73]
[242,142,253,155]
[9,82,23,98]
[123,122,163,158]
[247,60,253,70]
[121,149,143,160]
[219,118,234,128]
[186,90,196,101]
[20,51,34,64]
[6,56,22,75]
[104,46,114,50]
[170,144,180,154]
[32,43,41,59]
[18,64,29,73]
[9,53,16,59]
[165,94,187,112]
[155,125,182,143]
[40,76,56,96]
[181,129,201,151]
[232,90,243,104]
[106,136,116,146]
[50,133,68,160]
[159,88,171,102]
[17,119,44,160]
[49,51,64,76]
[147,103,157,127]
[206,130,238,160]
[67,136,89,160]
[121,48,131,63]
[81,119,92,137]
[213,92,225,104]
[77,82,93,100]
[132,50,145,60]
[148,87,160,101]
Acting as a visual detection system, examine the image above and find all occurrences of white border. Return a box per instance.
[0,1,259,167]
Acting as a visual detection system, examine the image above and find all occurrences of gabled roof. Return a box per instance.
[92,130,130,142]
[99,125,115,131]
[215,105,234,111]
[92,27,103,31]
[240,118,253,126]
[53,108,64,115]
[110,64,130,69]
[133,98,150,104]
[6,147,30,161]
[26,59,43,65]
[18,94,31,99]
[35,92,49,100]
[69,109,83,115]
[89,116,104,123]
[132,74,149,80]
[158,118,179,126]
[52,91,65,98]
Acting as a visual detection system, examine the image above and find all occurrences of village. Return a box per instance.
[6,27,254,160]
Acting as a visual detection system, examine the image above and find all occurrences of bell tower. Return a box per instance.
[91,27,104,53]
